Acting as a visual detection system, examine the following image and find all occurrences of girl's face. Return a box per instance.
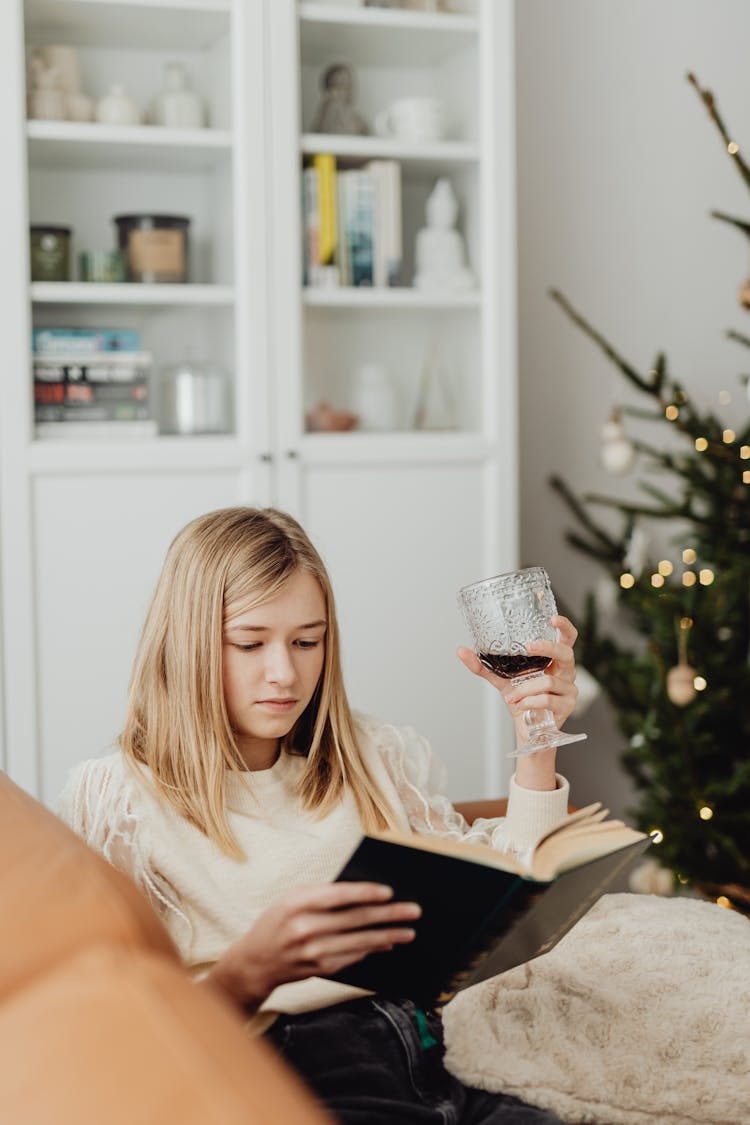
[222,568,327,770]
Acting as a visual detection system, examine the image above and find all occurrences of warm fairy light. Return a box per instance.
[699,805,714,820]
[695,437,708,451]
[728,141,739,155]
[683,548,697,564]
[741,446,750,459]
[723,429,736,443]
[682,571,697,587]
[680,616,694,629]
[651,829,664,844]
[658,560,673,576]
[651,573,665,588]
[744,471,750,485]
[620,572,635,589]
[718,390,731,405]
[716,896,733,909]
[694,676,707,691]
[699,569,715,585]
[677,874,689,885]
[647,369,658,382]
[665,405,679,421]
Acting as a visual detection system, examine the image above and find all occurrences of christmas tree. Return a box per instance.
[550,73,750,913]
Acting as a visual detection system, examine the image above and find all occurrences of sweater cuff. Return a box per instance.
[501,772,570,854]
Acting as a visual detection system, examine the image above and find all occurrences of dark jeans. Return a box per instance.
[265,997,564,1125]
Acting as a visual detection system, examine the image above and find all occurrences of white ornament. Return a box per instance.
[624,526,650,577]
[628,858,673,896]
[666,663,697,707]
[600,411,636,474]
[571,665,601,718]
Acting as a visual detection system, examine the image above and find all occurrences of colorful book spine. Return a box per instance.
[342,170,375,287]
[366,160,403,288]
[32,328,142,355]
[312,153,337,267]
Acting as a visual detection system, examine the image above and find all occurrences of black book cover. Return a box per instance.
[327,833,652,1007]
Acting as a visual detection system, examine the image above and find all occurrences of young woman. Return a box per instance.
[59,506,581,1124]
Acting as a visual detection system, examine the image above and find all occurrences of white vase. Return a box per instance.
[351,363,400,431]
[96,85,140,127]
[152,62,204,129]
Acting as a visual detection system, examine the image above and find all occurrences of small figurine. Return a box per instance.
[310,64,369,136]
[413,178,474,291]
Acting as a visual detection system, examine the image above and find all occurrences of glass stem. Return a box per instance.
[511,671,558,734]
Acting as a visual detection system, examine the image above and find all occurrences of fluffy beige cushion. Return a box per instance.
[442,892,750,1125]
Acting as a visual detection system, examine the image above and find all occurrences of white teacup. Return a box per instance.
[375,97,445,144]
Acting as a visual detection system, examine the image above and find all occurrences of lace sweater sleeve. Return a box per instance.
[367,717,570,856]
[56,754,188,932]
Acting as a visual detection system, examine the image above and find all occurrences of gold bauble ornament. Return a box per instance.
[666,663,697,706]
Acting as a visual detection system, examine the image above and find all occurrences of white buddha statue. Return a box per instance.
[413,178,475,292]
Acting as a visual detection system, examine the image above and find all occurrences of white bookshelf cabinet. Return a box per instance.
[0,0,518,808]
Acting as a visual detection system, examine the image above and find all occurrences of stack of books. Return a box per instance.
[32,328,158,440]
[302,154,402,289]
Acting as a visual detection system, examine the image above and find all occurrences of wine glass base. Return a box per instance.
[508,731,588,759]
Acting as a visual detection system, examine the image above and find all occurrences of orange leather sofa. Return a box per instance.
[0,769,334,1125]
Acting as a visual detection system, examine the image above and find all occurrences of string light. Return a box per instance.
[718,390,731,405]
[695,437,708,451]
[723,429,736,443]
[620,572,635,589]
[743,471,750,485]
[683,548,697,564]
[651,573,665,588]
[680,616,694,629]
[658,560,673,576]
[728,141,739,154]
[716,896,733,909]
[741,446,750,459]
[665,405,679,421]
[694,675,707,691]
[682,571,697,587]
[699,568,715,585]
[699,805,714,820]
[650,828,664,844]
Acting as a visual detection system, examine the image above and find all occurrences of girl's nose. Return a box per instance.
[264,645,295,685]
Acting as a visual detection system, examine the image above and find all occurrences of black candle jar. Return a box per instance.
[114,214,190,283]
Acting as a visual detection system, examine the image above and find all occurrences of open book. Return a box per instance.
[327,804,652,1007]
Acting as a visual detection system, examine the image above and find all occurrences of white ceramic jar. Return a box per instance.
[351,363,400,431]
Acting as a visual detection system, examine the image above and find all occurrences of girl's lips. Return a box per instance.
[257,699,297,711]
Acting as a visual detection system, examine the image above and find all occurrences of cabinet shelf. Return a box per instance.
[300,430,490,464]
[27,121,232,173]
[301,133,478,171]
[25,0,231,50]
[28,434,245,475]
[303,287,480,310]
[299,3,478,68]
[30,282,235,307]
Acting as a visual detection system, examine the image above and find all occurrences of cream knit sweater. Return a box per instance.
[57,713,569,1016]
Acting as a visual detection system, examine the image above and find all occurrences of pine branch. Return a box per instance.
[548,289,659,395]
[727,329,750,350]
[688,72,750,194]
[583,492,690,521]
[712,210,750,240]
[549,475,624,554]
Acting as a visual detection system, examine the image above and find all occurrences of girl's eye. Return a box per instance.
[235,642,261,652]
[295,639,321,650]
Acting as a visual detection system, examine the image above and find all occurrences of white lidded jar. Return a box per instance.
[350,363,400,432]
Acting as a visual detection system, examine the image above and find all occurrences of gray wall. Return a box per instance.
[515,0,750,814]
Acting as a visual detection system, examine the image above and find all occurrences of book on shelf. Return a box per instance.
[302,155,402,289]
[326,803,652,1007]
[33,350,153,426]
[32,328,142,355]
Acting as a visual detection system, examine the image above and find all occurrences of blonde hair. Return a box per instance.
[120,507,397,855]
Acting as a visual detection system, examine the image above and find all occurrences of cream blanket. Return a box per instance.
[442,893,750,1125]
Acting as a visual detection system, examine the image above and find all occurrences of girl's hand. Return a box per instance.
[205,882,420,1012]
[457,615,580,783]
